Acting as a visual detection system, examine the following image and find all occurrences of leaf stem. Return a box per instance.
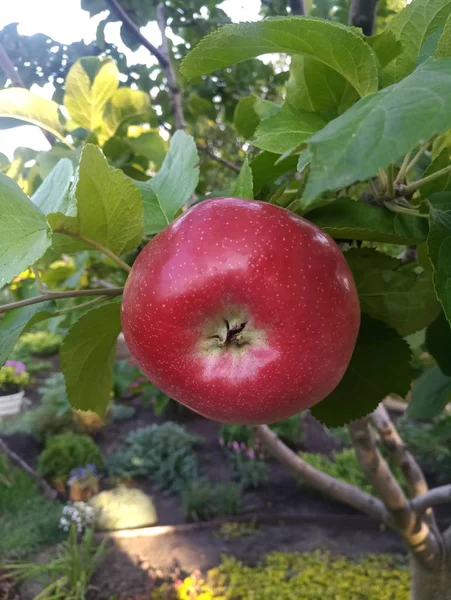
[394,151,412,185]
[403,163,451,195]
[383,201,429,219]
[387,164,394,199]
[405,142,429,176]
[61,232,132,273]
[0,288,123,315]
[32,266,46,294]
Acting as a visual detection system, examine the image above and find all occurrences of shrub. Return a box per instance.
[89,487,158,530]
[0,455,62,559]
[12,331,63,357]
[220,424,253,445]
[111,403,136,421]
[151,551,409,599]
[299,449,408,497]
[181,480,242,522]
[38,433,104,481]
[107,422,201,493]
[227,445,268,490]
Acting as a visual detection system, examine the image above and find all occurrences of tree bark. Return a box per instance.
[410,554,451,600]
[348,0,378,35]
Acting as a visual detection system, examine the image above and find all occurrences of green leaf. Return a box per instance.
[233,96,261,139]
[0,88,67,143]
[50,144,143,256]
[64,57,119,131]
[426,309,451,375]
[382,0,451,85]
[232,158,253,199]
[346,248,440,336]
[427,191,451,323]
[181,18,378,99]
[0,300,56,366]
[306,198,428,244]
[100,88,153,142]
[31,158,74,215]
[436,12,451,56]
[253,104,325,154]
[136,130,199,235]
[408,365,451,418]
[365,30,403,69]
[128,132,167,168]
[250,152,298,196]
[312,315,411,427]
[416,27,444,66]
[0,174,52,287]
[286,56,358,118]
[305,59,451,202]
[61,301,122,416]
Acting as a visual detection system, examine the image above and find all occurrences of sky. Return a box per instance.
[0,0,262,159]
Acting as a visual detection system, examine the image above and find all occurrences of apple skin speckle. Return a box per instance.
[121,197,360,425]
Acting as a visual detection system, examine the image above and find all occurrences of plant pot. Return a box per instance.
[0,390,25,418]
[69,481,99,502]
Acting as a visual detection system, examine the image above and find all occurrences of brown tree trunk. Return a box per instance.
[348,0,378,35]
[410,554,451,600]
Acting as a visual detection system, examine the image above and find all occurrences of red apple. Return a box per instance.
[121,197,360,424]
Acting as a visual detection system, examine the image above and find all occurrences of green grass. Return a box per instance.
[0,457,63,559]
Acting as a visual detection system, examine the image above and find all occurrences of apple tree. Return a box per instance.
[2,0,451,598]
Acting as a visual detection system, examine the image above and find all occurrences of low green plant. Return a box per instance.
[26,360,53,374]
[107,422,201,493]
[89,487,158,530]
[38,433,104,481]
[12,331,63,358]
[0,456,62,559]
[151,551,409,599]
[0,373,77,440]
[181,480,242,522]
[299,449,408,497]
[111,403,136,421]
[220,416,303,448]
[216,520,259,540]
[227,448,268,490]
[1,525,107,600]
[219,424,253,445]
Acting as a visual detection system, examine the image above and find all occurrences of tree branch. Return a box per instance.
[0,438,57,500]
[197,143,241,173]
[104,0,169,67]
[254,424,389,523]
[349,417,440,566]
[0,41,56,146]
[157,2,186,131]
[411,486,451,515]
[0,287,123,314]
[371,404,428,498]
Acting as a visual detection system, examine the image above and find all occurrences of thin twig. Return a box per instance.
[394,151,412,185]
[157,2,186,131]
[0,287,123,314]
[254,424,389,523]
[0,438,57,500]
[197,143,241,172]
[60,232,132,273]
[0,41,56,146]
[54,296,107,316]
[104,0,169,67]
